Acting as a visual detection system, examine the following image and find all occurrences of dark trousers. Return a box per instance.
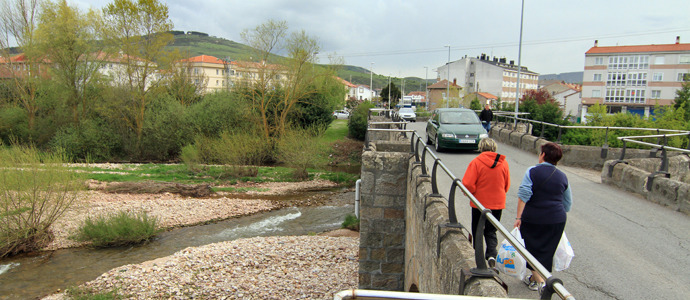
[471,207,503,259]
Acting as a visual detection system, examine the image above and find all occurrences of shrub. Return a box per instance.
[72,211,160,247]
[348,101,375,140]
[341,214,359,231]
[0,145,83,257]
[139,95,193,161]
[191,131,275,165]
[275,128,327,180]
[50,119,122,162]
[187,91,256,138]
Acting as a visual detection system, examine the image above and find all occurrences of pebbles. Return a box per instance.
[77,236,359,299]
[42,179,359,299]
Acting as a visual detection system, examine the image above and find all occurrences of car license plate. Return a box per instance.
[459,139,474,143]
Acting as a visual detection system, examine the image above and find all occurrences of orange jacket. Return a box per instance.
[461,151,510,209]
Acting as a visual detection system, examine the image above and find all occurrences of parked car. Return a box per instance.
[332,110,350,119]
[425,108,488,151]
[398,107,417,122]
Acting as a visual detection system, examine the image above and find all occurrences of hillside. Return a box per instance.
[539,72,583,84]
[167,33,430,93]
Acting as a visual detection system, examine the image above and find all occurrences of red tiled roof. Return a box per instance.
[428,79,461,89]
[336,77,357,88]
[477,92,498,99]
[181,55,225,64]
[586,43,690,54]
[408,91,425,96]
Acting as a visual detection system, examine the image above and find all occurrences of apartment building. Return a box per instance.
[177,55,229,93]
[543,82,582,119]
[436,54,539,104]
[581,37,690,119]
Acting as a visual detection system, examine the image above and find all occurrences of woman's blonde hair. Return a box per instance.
[478,138,497,152]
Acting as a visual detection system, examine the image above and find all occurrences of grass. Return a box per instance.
[322,119,349,143]
[341,214,360,231]
[72,211,161,247]
[67,286,120,300]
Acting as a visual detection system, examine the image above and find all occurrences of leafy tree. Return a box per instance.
[521,89,554,105]
[240,19,336,140]
[348,100,375,140]
[0,0,41,136]
[34,0,106,126]
[673,80,690,121]
[469,97,481,110]
[102,0,174,151]
[380,82,401,107]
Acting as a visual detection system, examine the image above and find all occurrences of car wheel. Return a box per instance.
[435,135,443,152]
[426,132,434,145]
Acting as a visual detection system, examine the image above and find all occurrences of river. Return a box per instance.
[0,190,355,299]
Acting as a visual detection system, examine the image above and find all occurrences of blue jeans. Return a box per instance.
[482,122,491,132]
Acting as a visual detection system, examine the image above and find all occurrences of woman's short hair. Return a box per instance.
[478,138,497,153]
[541,142,563,165]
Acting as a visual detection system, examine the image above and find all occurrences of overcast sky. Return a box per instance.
[75,0,690,79]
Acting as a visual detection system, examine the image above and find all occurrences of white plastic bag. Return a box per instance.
[496,227,528,279]
[553,231,574,271]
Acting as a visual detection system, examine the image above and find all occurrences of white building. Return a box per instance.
[581,37,690,119]
[436,54,539,103]
[543,82,582,119]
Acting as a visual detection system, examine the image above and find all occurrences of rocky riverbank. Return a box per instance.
[41,179,359,299]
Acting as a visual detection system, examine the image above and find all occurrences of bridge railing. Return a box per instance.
[364,117,575,300]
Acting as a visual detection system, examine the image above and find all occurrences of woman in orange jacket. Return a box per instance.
[461,138,510,268]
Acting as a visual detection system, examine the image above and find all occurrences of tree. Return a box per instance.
[0,0,41,137]
[34,0,105,126]
[239,19,335,140]
[469,97,481,110]
[380,82,401,107]
[673,80,690,121]
[102,0,174,151]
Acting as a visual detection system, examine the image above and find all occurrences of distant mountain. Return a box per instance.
[539,72,583,84]
[166,33,429,93]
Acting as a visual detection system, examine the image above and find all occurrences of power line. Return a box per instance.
[323,27,690,59]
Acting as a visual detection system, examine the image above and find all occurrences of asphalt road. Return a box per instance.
[406,121,690,300]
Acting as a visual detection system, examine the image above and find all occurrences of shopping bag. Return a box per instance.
[496,227,527,279]
[553,231,574,271]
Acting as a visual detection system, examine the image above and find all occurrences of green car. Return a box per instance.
[425,108,488,151]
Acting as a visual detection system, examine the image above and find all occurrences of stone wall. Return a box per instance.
[491,122,690,215]
[359,138,506,297]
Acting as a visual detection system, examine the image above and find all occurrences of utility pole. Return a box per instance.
[370,62,375,102]
[445,45,451,108]
[424,66,428,110]
[514,0,525,128]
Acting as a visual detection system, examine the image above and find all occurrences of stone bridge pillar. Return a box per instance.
[358,143,411,291]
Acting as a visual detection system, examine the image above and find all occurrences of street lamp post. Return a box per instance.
[514,0,525,128]
[370,62,374,102]
[424,66,428,110]
[445,45,451,108]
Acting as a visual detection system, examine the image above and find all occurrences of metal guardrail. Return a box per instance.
[363,112,575,300]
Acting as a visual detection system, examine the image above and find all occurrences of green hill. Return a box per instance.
[167,33,431,93]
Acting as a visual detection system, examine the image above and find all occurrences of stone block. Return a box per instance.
[374,195,404,208]
[386,248,405,263]
[361,232,383,248]
[360,260,381,273]
[678,184,690,215]
[383,234,404,248]
[375,174,407,196]
[381,262,403,274]
[371,274,403,290]
[648,176,680,209]
[360,171,375,193]
[361,207,384,219]
[358,273,371,288]
[370,248,386,261]
[384,208,405,219]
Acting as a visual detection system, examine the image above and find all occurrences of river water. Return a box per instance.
[0,192,355,299]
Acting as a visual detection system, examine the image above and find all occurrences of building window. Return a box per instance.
[654,56,665,65]
[627,56,649,69]
[216,80,219,86]
[216,69,219,75]
[651,90,661,99]
[607,72,626,86]
[595,57,604,65]
[605,88,625,103]
[625,89,645,104]
[652,73,664,81]
[592,90,601,98]
[680,56,690,64]
[678,73,690,82]
[626,72,647,86]
[593,74,602,81]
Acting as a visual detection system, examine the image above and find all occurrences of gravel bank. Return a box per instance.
[41,179,359,299]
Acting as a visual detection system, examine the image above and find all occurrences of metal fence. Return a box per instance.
[362,113,575,300]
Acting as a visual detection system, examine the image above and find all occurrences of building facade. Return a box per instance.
[543,82,582,119]
[436,54,539,103]
[427,79,461,111]
[581,38,690,119]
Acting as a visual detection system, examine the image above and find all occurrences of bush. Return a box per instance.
[341,214,359,231]
[188,131,274,166]
[72,211,160,247]
[139,95,193,161]
[348,101,375,140]
[187,91,256,138]
[0,145,83,257]
[50,119,122,162]
[275,128,327,180]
